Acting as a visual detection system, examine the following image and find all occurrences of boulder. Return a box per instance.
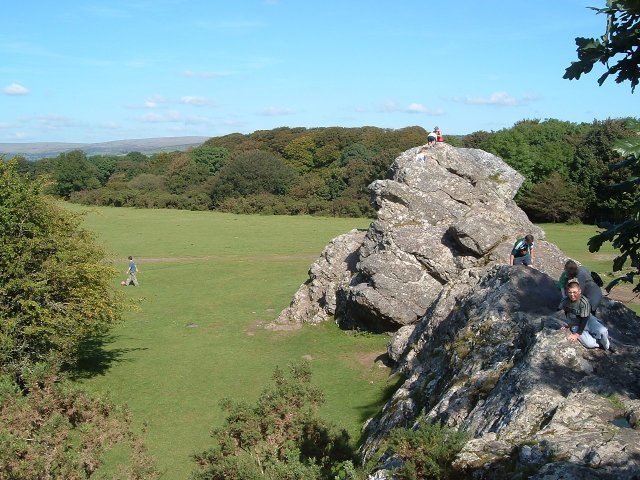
[272,143,640,479]
[269,229,366,328]
[273,144,566,332]
[362,265,640,479]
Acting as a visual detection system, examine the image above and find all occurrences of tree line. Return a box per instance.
[13,126,425,218]
[9,119,638,224]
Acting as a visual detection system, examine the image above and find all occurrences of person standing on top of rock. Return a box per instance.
[561,278,615,353]
[557,259,602,314]
[509,234,534,266]
[435,126,444,143]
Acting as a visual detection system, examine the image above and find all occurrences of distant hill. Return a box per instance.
[0,136,210,160]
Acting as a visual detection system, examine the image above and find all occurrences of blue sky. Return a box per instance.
[0,1,636,143]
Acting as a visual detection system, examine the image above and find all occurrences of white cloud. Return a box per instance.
[36,114,77,130]
[453,91,539,107]
[185,115,213,125]
[144,95,167,108]
[98,121,121,130]
[378,101,400,113]
[377,101,444,115]
[141,110,181,123]
[0,131,28,141]
[405,103,444,115]
[259,106,293,116]
[181,95,211,107]
[4,83,29,95]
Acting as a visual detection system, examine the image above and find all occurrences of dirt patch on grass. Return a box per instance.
[246,314,306,335]
[349,350,392,373]
[592,253,617,262]
[245,319,266,336]
[607,286,640,305]
[108,254,318,264]
[346,350,393,385]
[353,351,383,368]
[264,321,303,332]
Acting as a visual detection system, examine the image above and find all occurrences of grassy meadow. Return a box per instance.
[66,206,638,478]
[69,205,392,479]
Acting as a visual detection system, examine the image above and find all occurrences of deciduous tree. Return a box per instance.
[520,172,585,223]
[566,1,640,292]
[564,0,640,92]
[210,150,296,205]
[0,160,123,375]
[53,150,101,197]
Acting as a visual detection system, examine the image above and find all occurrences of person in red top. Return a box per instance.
[435,126,444,143]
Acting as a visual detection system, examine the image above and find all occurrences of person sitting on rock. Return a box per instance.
[557,259,602,314]
[561,278,615,352]
[509,234,534,267]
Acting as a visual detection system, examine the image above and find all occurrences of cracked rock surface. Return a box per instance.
[363,266,640,479]
[273,144,565,331]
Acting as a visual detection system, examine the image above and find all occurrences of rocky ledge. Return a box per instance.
[272,144,640,478]
[365,265,640,479]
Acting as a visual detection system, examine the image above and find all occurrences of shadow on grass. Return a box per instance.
[354,372,406,445]
[67,334,147,380]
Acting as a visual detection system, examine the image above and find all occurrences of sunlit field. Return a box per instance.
[69,205,394,478]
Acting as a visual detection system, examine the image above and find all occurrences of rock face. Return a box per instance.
[273,143,640,478]
[272,229,366,328]
[363,265,640,479]
[273,144,565,331]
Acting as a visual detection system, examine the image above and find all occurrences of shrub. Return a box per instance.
[382,418,468,480]
[192,362,355,480]
[0,363,158,479]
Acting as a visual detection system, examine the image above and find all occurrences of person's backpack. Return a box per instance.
[591,271,604,287]
[515,239,529,256]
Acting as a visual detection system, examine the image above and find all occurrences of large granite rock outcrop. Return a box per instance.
[363,265,640,479]
[272,143,640,478]
[272,144,565,332]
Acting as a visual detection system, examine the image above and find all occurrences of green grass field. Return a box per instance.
[69,205,393,478]
[540,223,618,274]
[68,208,638,478]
